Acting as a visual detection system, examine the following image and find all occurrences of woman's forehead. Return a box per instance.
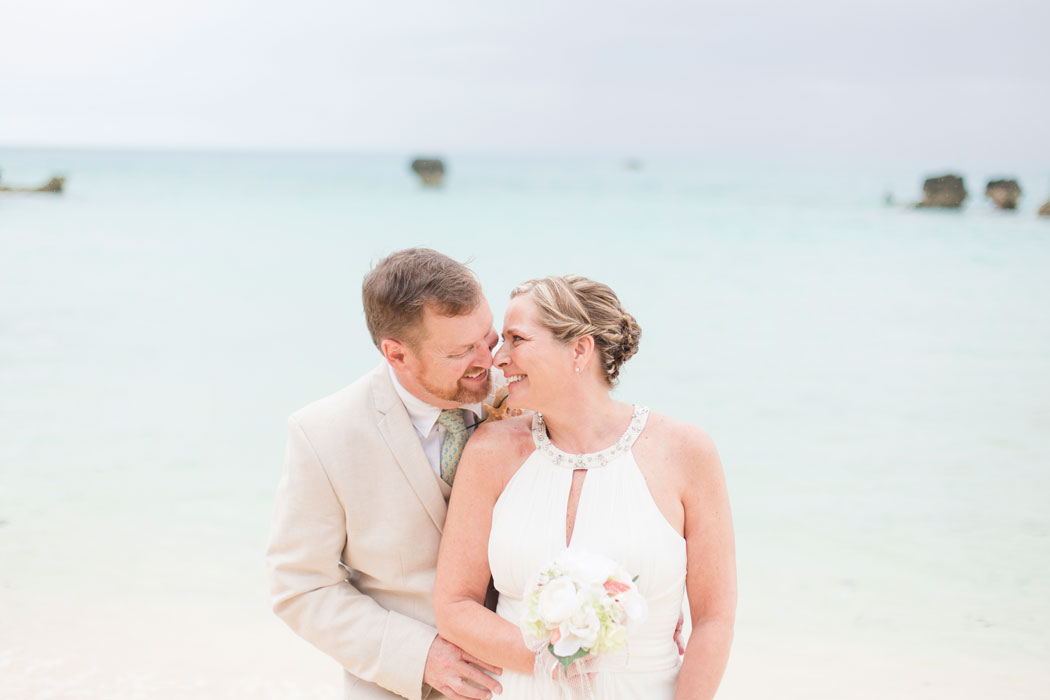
[503,295,537,323]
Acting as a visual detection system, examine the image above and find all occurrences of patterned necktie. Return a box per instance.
[437,408,468,486]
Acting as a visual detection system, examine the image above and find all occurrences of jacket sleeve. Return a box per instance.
[266,416,437,700]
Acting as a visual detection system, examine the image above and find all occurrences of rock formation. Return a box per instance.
[1038,200,1050,217]
[0,175,65,194]
[36,176,66,193]
[916,174,967,208]
[410,158,445,187]
[985,179,1022,210]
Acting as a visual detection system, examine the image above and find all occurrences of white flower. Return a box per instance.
[557,548,616,585]
[566,604,601,649]
[537,576,578,625]
[552,621,584,657]
[621,589,648,621]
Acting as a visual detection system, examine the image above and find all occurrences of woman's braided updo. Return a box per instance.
[510,275,641,385]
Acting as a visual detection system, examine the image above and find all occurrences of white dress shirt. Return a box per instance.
[388,365,485,478]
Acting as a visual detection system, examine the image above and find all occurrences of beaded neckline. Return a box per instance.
[531,405,650,470]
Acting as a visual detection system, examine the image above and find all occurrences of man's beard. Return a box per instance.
[419,368,492,405]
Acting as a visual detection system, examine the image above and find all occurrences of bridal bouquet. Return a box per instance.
[520,548,647,673]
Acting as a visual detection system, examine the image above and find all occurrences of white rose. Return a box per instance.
[552,621,585,657]
[538,577,578,625]
[566,605,601,649]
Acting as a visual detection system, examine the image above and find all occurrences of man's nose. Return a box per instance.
[473,341,494,368]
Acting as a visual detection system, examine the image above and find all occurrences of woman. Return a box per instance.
[434,275,736,700]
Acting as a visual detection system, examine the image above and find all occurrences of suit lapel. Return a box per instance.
[371,365,447,534]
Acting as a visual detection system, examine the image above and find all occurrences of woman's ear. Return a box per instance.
[572,335,595,369]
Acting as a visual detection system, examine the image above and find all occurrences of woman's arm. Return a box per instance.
[433,420,537,675]
[674,425,737,700]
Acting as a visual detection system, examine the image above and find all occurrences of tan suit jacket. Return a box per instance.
[268,363,486,700]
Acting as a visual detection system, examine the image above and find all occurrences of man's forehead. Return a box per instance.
[420,301,492,350]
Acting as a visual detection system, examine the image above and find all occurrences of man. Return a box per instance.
[266,248,504,700]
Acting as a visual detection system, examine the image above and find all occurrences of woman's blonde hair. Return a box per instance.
[511,275,641,385]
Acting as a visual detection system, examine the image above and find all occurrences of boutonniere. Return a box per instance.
[480,386,522,423]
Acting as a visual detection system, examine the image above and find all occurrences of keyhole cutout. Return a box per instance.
[564,468,588,547]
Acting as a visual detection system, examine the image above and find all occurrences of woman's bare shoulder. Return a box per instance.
[470,412,535,448]
[458,413,537,480]
[641,411,722,478]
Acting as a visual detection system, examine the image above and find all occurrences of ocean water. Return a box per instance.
[1,148,1048,699]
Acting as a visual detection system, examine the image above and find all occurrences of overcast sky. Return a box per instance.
[2,0,1048,160]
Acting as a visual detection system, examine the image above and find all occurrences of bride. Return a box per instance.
[433,275,736,700]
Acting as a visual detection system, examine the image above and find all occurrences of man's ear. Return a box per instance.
[381,338,408,369]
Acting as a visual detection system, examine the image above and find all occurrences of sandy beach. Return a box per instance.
[3,584,1045,699]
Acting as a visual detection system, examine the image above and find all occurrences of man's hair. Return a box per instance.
[362,248,482,351]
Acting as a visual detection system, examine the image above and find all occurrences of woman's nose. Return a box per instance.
[493,342,509,367]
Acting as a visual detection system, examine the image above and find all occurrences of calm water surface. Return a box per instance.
[1,148,1048,698]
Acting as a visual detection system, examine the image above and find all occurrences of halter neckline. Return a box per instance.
[530,405,650,470]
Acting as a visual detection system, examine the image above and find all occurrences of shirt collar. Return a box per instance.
[387,364,485,438]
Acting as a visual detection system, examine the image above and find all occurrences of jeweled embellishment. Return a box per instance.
[532,406,649,469]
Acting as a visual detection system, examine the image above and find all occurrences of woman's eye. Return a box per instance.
[512,335,525,343]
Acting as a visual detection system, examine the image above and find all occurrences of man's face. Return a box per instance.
[397,298,498,408]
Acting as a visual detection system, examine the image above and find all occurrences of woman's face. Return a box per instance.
[493,295,575,411]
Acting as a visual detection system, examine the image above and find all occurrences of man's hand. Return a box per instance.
[423,636,503,700]
[674,611,686,655]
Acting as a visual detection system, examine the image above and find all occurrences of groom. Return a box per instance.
[266,248,504,700]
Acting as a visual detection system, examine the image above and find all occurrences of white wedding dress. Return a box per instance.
[488,406,686,699]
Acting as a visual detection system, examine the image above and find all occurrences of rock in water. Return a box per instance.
[917,174,967,208]
[1038,200,1050,217]
[0,174,65,194]
[985,179,1022,210]
[37,176,65,193]
[411,158,445,187]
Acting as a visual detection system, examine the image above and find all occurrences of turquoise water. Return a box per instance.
[1,148,1048,698]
